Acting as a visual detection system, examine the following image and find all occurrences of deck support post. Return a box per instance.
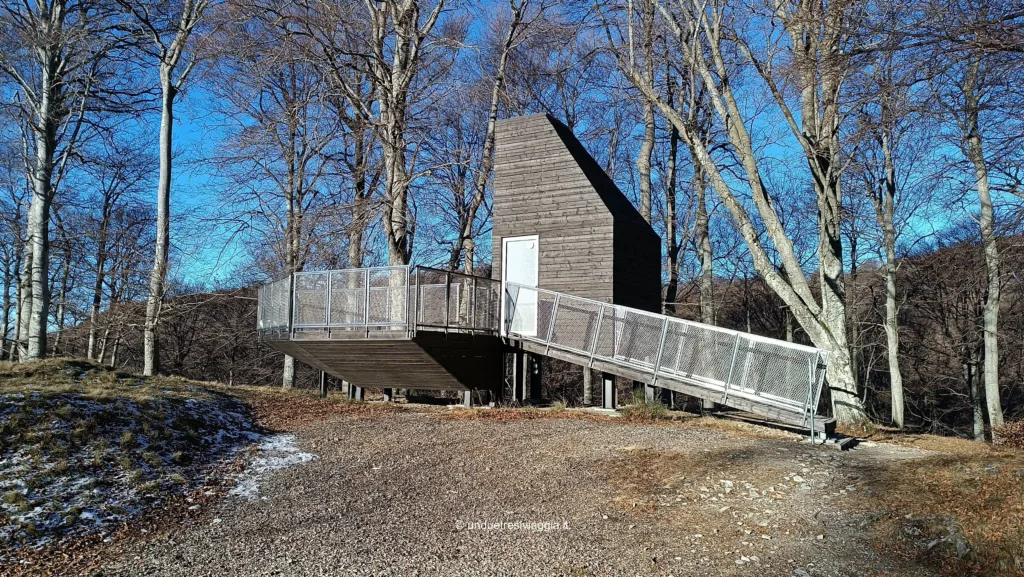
[382,388,393,402]
[349,385,364,401]
[528,354,542,402]
[582,369,593,406]
[319,371,327,398]
[512,350,526,402]
[644,383,671,405]
[602,372,616,410]
[462,390,472,408]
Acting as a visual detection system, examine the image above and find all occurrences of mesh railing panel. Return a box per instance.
[660,322,737,386]
[472,282,500,331]
[367,268,408,325]
[549,297,602,353]
[329,269,366,326]
[257,279,292,331]
[504,281,828,418]
[257,265,500,335]
[293,272,329,326]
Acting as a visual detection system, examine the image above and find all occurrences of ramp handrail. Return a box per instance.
[502,282,829,429]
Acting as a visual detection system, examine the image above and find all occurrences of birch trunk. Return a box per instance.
[1,256,12,359]
[663,115,679,315]
[25,108,56,361]
[347,129,369,268]
[963,58,1004,430]
[966,358,984,440]
[16,210,34,360]
[87,215,109,360]
[693,155,714,325]
[635,0,655,224]
[875,128,905,428]
[143,77,175,376]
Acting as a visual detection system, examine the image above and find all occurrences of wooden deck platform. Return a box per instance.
[264,331,503,391]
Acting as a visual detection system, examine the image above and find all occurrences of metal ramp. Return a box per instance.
[502,282,831,435]
[256,265,832,435]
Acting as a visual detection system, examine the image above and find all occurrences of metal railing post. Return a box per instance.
[471,277,477,330]
[806,352,818,442]
[739,340,754,392]
[405,266,412,336]
[589,304,606,366]
[414,266,421,327]
[652,317,669,384]
[544,293,560,355]
[721,334,742,406]
[444,270,451,330]
[287,273,296,338]
[363,269,370,338]
[325,272,333,330]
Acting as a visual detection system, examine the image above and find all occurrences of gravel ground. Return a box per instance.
[98,409,938,577]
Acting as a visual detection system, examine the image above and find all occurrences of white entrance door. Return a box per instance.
[502,235,539,336]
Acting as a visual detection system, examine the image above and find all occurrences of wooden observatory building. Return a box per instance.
[490,113,662,312]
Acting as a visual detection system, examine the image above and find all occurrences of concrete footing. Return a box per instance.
[602,373,616,409]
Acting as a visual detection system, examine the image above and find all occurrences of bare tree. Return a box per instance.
[447,0,533,273]
[364,0,448,266]
[604,0,872,424]
[0,0,120,360]
[211,2,335,387]
[117,0,211,375]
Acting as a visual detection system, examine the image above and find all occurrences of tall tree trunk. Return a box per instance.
[11,243,27,360]
[87,219,108,360]
[347,131,368,268]
[52,252,71,355]
[875,127,905,428]
[25,132,55,361]
[1,254,13,360]
[452,0,526,274]
[663,108,679,315]
[143,78,176,376]
[51,210,72,356]
[963,58,1004,430]
[693,157,714,325]
[966,357,984,441]
[636,0,655,224]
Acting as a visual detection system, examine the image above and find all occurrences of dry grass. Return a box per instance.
[440,406,614,423]
[439,405,799,441]
[995,421,1024,450]
[858,449,1024,576]
[0,358,259,550]
[233,387,405,431]
[832,423,1024,575]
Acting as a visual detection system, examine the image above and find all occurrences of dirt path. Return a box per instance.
[89,409,941,577]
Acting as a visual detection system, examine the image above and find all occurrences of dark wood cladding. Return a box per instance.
[492,113,661,312]
[268,333,502,391]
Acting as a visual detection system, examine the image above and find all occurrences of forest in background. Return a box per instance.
[0,0,1021,439]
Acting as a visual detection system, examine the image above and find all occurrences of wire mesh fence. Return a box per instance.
[257,276,291,332]
[504,282,828,421]
[256,265,501,337]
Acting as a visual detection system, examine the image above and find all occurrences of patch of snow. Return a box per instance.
[228,434,316,500]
